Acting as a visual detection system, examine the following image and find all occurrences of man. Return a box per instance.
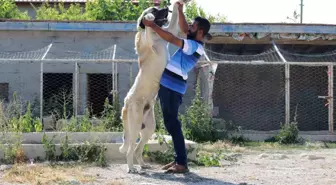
[142,1,211,173]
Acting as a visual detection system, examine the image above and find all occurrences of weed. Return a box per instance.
[41,132,108,167]
[101,95,122,132]
[180,75,218,143]
[271,108,301,145]
[42,133,57,162]
[195,150,222,167]
[0,132,24,164]
[274,121,300,144]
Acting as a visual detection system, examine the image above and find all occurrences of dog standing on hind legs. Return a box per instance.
[118,2,182,173]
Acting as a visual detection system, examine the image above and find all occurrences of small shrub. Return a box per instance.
[101,94,122,132]
[8,101,42,133]
[181,75,218,142]
[42,133,57,162]
[0,132,24,164]
[275,121,299,144]
[195,151,222,167]
[42,132,107,167]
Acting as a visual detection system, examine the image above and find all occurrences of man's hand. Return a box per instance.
[175,1,189,34]
[142,18,155,28]
[176,1,183,12]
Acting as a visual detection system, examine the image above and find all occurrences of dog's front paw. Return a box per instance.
[144,13,155,21]
[127,167,138,174]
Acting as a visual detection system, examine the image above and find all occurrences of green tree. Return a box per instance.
[32,0,170,21]
[0,0,30,19]
[184,0,226,23]
[33,2,92,21]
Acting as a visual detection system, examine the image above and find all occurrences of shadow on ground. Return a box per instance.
[137,169,254,185]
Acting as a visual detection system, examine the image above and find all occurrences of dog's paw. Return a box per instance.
[127,167,138,174]
[144,13,155,21]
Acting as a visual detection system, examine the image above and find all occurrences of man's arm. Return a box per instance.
[144,20,183,49]
[177,2,189,34]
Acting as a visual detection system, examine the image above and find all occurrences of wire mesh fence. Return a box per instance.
[0,43,336,134]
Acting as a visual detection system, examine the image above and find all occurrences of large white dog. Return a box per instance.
[118,2,184,173]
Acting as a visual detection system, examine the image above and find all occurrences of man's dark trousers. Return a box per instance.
[158,84,187,167]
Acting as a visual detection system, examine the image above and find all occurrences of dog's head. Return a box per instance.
[138,7,169,30]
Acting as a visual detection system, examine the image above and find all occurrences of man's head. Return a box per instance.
[187,16,212,42]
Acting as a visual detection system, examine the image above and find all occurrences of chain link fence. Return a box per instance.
[0,43,335,134]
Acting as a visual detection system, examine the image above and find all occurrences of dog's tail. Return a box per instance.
[119,106,129,154]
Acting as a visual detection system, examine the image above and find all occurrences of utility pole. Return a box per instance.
[300,0,304,23]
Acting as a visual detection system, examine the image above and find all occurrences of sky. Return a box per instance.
[169,0,336,24]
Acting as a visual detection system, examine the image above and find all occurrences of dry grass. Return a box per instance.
[2,163,96,185]
[200,140,247,153]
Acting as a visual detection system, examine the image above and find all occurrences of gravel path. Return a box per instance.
[1,149,336,185]
[86,149,336,185]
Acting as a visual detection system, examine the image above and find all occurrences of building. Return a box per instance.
[1,20,336,133]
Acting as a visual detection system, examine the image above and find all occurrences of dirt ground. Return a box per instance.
[1,147,336,185]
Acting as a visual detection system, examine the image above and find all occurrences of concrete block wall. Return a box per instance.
[0,30,197,115]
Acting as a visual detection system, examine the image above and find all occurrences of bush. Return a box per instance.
[101,92,122,132]
[34,2,92,21]
[0,0,30,19]
[274,121,300,144]
[181,75,218,143]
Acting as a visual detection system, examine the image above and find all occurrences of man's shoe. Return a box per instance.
[165,164,189,174]
[161,161,176,170]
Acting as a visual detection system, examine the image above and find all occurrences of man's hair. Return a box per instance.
[194,16,211,37]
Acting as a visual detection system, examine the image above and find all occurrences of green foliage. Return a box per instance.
[8,101,42,133]
[0,0,29,19]
[42,132,107,167]
[274,121,300,144]
[0,132,24,164]
[34,2,91,21]
[31,0,169,21]
[0,0,226,23]
[143,134,222,167]
[42,133,57,161]
[181,75,218,142]
[101,93,122,132]
[195,150,222,167]
[184,0,226,23]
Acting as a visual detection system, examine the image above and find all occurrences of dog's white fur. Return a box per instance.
[118,3,182,173]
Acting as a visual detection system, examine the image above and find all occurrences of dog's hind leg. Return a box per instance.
[119,106,129,154]
[135,106,156,169]
[126,103,144,173]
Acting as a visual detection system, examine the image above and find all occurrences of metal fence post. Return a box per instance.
[328,64,334,133]
[40,43,52,124]
[40,62,44,123]
[74,62,79,118]
[112,44,117,101]
[285,63,290,124]
[272,41,290,124]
